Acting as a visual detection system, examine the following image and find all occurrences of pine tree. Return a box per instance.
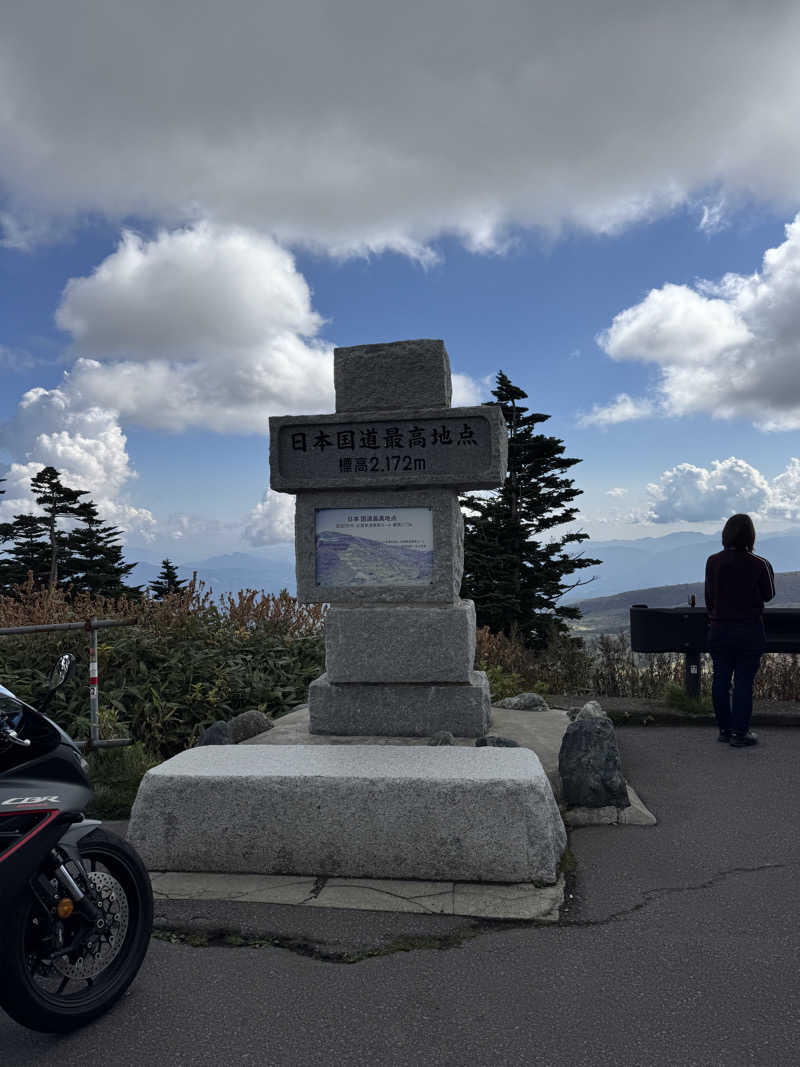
[460,371,601,648]
[0,476,15,593]
[148,558,188,599]
[64,500,144,600]
[30,467,90,589]
[0,514,52,593]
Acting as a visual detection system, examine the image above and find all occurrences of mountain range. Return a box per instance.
[565,529,800,602]
[119,527,800,612]
[122,549,296,600]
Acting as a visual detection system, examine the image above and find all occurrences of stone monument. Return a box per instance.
[128,342,567,887]
[269,338,508,738]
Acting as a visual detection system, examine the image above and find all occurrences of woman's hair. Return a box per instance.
[722,513,756,550]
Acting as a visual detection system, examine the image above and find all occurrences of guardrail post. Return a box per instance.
[684,651,701,700]
[86,616,99,746]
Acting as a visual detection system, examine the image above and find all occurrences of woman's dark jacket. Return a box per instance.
[704,548,776,622]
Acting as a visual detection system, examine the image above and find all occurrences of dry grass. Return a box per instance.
[476,624,800,701]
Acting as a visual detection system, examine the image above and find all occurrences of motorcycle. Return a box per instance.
[0,653,153,1032]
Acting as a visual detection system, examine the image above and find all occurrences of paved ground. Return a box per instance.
[3,723,799,1065]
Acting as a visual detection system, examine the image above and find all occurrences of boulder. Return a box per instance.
[558,718,629,809]
[476,735,520,747]
[494,692,549,711]
[230,709,273,743]
[573,700,607,722]
[427,731,455,746]
[196,720,232,746]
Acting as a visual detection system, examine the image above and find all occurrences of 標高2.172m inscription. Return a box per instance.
[269,406,507,492]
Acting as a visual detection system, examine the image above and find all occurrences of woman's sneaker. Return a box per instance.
[729,731,758,747]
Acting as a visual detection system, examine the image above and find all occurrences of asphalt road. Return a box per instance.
[2,725,799,1066]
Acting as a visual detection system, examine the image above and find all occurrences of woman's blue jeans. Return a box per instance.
[708,619,765,735]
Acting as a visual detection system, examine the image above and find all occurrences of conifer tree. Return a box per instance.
[148,558,188,599]
[0,514,52,593]
[30,466,90,589]
[460,371,601,648]
[0,477,15,593]
[65,500,143,599]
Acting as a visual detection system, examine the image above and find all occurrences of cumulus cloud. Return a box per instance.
[0,398,156,539]
[242,491,295,547]
[595,216,800,429]
[1,222,483,547]
[645,456,800,524]
[2,3,800,250]
[53,224,335,432]
[606,487,627,498]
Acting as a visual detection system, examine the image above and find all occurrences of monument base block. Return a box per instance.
[128,745,566,884]
[308,670,491,737]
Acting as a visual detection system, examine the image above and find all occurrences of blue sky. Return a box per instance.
[3,2,800,571]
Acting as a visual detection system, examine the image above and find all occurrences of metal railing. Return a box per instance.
[0,615,139,749]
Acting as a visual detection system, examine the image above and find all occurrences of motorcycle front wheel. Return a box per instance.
[0,827,153,1033]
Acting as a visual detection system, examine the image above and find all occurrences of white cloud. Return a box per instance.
[3,3,800,250]
[595,215,800,429]
[0,345,35,372]
[606,487,627,498]
[451,373,484,408]
[1,221,482,550]
[52,224,335,432]
[0,399,156,540]
[647,458,771,523]
[644,456,800,524]
[578,393,656,427]
[242,491,295,546]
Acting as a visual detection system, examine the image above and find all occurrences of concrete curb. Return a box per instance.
[544,695,800,728]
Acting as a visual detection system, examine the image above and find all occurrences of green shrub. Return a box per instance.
[0,578,326,759]
[85,742,162,819]
[481,665,524,702]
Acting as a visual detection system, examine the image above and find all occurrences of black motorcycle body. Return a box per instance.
[0,661,153,1032]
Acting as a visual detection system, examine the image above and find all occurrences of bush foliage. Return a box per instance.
[0,574,326,759]
[475,624,800,703]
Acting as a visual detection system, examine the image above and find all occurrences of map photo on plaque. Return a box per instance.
[315,508,433,586]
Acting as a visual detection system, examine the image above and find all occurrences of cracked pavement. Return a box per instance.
[3,726,800,1066]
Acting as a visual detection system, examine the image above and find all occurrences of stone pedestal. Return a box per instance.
[325,600,476,683]
[128,745,566,884]
[309,671,491,737]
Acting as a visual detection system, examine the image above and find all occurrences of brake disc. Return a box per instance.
[52,870,130,980]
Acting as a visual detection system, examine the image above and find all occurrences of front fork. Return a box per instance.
[28,846,104,955]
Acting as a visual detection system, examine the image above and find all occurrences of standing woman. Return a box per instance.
[705,514,776,747]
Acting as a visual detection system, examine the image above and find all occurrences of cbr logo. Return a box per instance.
[2,796,60,805]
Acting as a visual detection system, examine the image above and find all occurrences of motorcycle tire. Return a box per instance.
[0,827,153,1033]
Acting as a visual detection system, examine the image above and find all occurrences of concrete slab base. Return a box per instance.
[149,871,566,921]
[129,744,566,884]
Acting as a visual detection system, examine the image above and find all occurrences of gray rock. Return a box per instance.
[495,692,549,711]
[558,718,629,809]
[427,731,455,746]
[195,720,231,746]
[230,709,273,744]
[475,735,520,747]
[574,700,608,722]
[567,700,606,722]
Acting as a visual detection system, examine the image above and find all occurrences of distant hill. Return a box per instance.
[123,550,296,600]
[572,570,800,637]
[567,529,800,601]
